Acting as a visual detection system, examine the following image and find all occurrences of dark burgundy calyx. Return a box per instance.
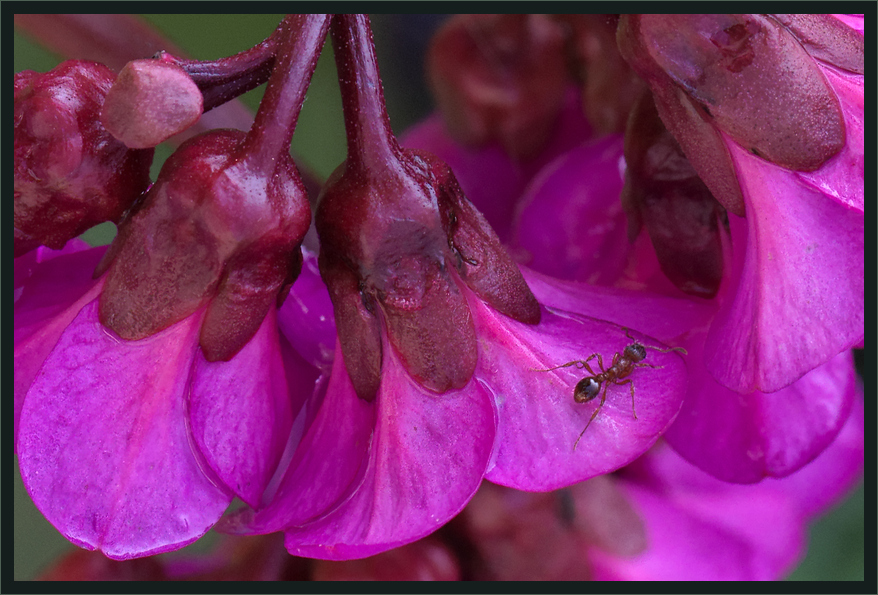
[323,14,539,401]
[155,21,280,114]
[620,14,845,175]
[770,14,864,74]
[98,130,309,361]
[13,60,153,257]
[622,91,725,298]
[427,13,569,158]
[99,15,328,360]
[317,150,478,402]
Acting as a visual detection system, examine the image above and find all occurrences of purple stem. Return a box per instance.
[240,14,330,174]
[331,14,402,173]
[162,27,280,113]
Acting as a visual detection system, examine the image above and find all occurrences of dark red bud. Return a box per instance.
[622,91,726,298]
[99,129,310,360]
[620,14,845,174]
[13,60,153,257]
[428,14,569,158]
[101,59,204,148]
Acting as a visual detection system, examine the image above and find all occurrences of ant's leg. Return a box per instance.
[573,384,609,451]
[583,353,602,377]
[532,357,597,372]
[617,379,636,420]
[623,327,688,356]
[635,362,662,370]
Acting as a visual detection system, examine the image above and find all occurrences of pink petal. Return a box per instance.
[17,301,231,559]
[833,14,864,34]
[591,443,807,580]
[511,135,629,283]
[14,245,106,332]
[275,248,337,370]
[590,471,804,580]
[796,66,864,212]
[705,146,863,393]
[189,307,317,508]
[768,390,864,519]
[666,339,856,482]
[14,246,106,447]
[523,267,714,341]
[282,341,496,560]
[222,345,375,535]
[470,295,687,491]
[14,238,92,297]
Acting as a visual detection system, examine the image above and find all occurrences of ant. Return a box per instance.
[536,329,687,450]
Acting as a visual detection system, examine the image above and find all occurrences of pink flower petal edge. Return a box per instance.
[189,307,318,508]
[17,301,231,559]
[282,340,497,560]
[667,339,857,483]
[704,146,863,394]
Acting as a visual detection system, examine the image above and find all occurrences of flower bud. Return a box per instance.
[98,129,310,361]
[14,60,153,256]
[317,149,539,401]
[617,14,856,214]
[101,58,204,148]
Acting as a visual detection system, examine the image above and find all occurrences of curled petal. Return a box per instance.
[17,302,230,559]
[768,390,864,519]
[471,296,687,491]
[190,308,316,508]
[223,346,375,535]
[704,146,864,393]
[666,340,856,483]
[282,343,496,560]
[275,249,337,369]
[512,135,628,283]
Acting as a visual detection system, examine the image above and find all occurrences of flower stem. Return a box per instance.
[240,14,330,174]
[331,13,402,173]
[163,28,280,112]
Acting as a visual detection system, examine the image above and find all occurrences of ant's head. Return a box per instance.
[624,343,647,362]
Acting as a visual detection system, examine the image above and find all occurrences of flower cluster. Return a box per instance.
[14,13,863,580]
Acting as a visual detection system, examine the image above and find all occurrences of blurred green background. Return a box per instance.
[12,14,865,582]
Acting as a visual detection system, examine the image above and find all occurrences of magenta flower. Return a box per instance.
[591,393,864,580]
[218,15,689,560]
[14,14,330,559]
[14,13,864,580]
[617,14,864,393]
